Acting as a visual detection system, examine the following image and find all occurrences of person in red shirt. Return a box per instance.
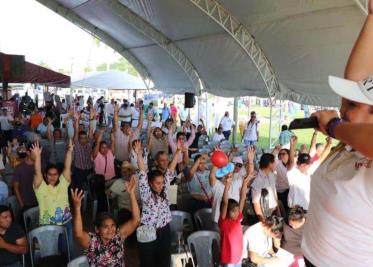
[170,103,178,121]
[219,171,254,267]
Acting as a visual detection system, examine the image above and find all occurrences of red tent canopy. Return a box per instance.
[0,52,70,87]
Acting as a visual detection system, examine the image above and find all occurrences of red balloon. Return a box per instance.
[211,151,228,168]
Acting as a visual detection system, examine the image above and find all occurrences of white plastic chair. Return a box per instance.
[187,231,220,267]
[67,256,89,267]
[194,208,215,231]
[28,225,70,267]
[23,206,39,233]
[170,211,194,245]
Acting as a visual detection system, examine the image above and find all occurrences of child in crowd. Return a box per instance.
[219,171,254,267]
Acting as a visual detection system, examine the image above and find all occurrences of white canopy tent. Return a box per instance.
[35,0,369,107]
[71,70,149,89]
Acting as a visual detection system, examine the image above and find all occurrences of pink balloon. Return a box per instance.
[211,151,228,168]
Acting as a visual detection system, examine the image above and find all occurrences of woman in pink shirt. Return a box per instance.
[92,128,116,181]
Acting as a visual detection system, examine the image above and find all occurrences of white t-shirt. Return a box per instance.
[275,158,290,192]
[233,168,247,182]
[243,121,259,141]
[179,109,188,121]
[212,133,225,142]
[243,222,272,260]
[220,116,235,131]
[0,115,13,131]
[119,107,133,123]
[211,179,242,223]
[131,107,140,128]
[106,103,115,116]
[302,149,373,267]
[287,168,311,210]
[251,170,278,209]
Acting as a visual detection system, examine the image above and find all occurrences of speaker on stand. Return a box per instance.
[184,93,195,108]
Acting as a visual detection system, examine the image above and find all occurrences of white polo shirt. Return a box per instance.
[243,222,272,260]
[220,116,235,131]
[251,170,278,210]
[302,148,373,267]
[275,158,290,193]
[119,107,132,123]
[287,165,317,210]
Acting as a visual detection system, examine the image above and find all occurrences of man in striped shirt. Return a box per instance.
[72,111,94,189]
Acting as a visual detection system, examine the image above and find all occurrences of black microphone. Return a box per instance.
[289,117,319,130]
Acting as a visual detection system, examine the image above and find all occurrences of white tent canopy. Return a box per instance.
[71,70,149,90]
[36,0,368,107]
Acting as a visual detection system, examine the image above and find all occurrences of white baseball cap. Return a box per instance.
[232,156,243,165]
[328,75,373,105]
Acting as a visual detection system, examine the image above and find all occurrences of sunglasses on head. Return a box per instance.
[235,163,243,168]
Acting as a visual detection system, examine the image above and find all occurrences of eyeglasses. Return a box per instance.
[235,163,243,168]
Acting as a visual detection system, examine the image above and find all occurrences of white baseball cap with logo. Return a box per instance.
[328,75,373,105]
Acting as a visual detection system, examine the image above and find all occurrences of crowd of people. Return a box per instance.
[2,2,373,265]
[0,88,336,267]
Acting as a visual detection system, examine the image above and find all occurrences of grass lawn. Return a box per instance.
[230,104,336,149]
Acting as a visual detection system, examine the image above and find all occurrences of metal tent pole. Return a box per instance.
[233,97,239,145]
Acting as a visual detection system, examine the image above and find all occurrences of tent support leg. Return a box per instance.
[269,99,273,148]
[233,97,239,145]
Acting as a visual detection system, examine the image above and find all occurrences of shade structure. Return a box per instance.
[71,70,148,90]
[35,0,368,106]
[0,52,70,87]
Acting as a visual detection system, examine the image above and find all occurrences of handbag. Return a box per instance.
[136,199,160,243]
[136,224,157,243]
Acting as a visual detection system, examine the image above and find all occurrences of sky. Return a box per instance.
[0,0,122,75]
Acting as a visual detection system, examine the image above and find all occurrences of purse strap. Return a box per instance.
[195,172,212,206]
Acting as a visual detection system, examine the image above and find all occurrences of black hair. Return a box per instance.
[227,199,239,213]
[78,130,87,136]
[53,128,62,135]
[147,170,167,200]
[99,140,108,147]
[194,154,202,162]
[0,205,11,215]
[95,212,116,228]
[259,153,275,169]
[44,163,61,186]
[155,151,168,161]
[176,132,186,140]
[281,125,288,131]
[288,205,306,222]
[263,215,284,238]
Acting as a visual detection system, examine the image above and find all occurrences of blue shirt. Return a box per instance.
[0,180,9,203]
[161,107,170,121]
[279,130,294,146]
[188,170,212,195]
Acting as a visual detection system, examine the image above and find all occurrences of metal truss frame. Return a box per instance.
[189,0,280,99]
[36,0,152,89]
[100,0,204,94]
[354,0,369,15]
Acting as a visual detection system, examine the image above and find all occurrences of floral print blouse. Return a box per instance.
[86,231,125,267]
[139,169,175,228]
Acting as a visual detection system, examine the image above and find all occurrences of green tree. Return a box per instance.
[84,66,93,73]
[96,63,107,72]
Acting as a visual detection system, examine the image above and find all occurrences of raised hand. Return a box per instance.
[125,175,137,195]
[70,188,84,208]
[326,136,333,146]
[30,141,42,157]
[67,139,74,152]
[133,140,142,155]
[247,145,256,162]
[290,135,298,146]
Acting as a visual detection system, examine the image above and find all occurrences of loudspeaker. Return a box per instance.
[184,93,195,108]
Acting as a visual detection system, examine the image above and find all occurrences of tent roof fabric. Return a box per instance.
[36,0,366,106]
[0,52,70,87]
[71,70,148,90]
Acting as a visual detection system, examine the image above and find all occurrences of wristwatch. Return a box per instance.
[326,117,343,138]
